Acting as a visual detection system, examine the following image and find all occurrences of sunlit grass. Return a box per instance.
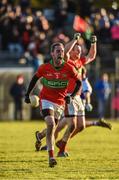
[0,120,119,179]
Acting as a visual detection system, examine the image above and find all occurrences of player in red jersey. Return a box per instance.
[25,42,82,167]
[55,34,112,157]
[35,34,112,156]
[54,34,97,156]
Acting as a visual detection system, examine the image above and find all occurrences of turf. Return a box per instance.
[0,120,119,179]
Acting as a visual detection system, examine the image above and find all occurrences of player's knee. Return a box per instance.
[48,121,55,129]
[46,118,55,129]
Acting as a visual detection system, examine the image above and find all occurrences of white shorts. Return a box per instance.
[82,78,92,94]
[64,95,85,117]
[40,99,64,120]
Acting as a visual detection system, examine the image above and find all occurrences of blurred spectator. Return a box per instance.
[19,0,30,12]
[95,73,111,119]
[92,8,111,44]
[0,0,119,122]
[110,20,119,50]
[21,23,31,51]
[78,0,93,17]
[111,86,119,119]
[19,39,44,72]
[0,0,119,67]
[0,1,118,53]
[52,31,70,44]
[10,74,26,120]
[8,25,23,53]
[54,0,68,30]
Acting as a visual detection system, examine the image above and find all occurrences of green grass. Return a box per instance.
[0,120,119,179]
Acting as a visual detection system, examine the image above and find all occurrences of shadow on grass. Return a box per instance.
[0,159,46,163]
[0,168,32,172]
[0,150,40,153]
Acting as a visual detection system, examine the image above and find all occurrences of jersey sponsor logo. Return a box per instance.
[42,78,68,88]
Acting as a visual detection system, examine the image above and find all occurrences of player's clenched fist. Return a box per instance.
[90,35,97,44]
[74,33,81,40]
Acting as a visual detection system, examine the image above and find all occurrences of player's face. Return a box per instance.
[51,45,64,67]
[70,45,81,60]
[17,76,24,84]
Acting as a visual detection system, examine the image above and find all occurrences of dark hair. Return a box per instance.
[50,42,64,52]
[17,74,24,80]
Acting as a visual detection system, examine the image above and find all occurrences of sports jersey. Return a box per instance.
[35,60,80,105]
[82,77,92,94]
[67,57,86,93]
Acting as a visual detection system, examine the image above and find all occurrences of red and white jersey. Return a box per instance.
[67,57,86,93]
[35,61,80,105]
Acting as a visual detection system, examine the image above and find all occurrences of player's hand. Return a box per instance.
[90,35,97,44]
[85,103,93,112]
[65,95,72,104]
[74,33,81,40]
[24,94,30,104]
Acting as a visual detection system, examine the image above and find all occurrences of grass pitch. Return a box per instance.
[0,120,119,179]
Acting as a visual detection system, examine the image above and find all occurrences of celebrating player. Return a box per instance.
[25,42,82,167]
[55,34,112,156]
[35,34,112,156]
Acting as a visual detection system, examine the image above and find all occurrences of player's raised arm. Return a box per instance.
[64,33,81,61]
[85,35,97,64]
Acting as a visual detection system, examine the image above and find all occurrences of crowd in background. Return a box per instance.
[0,0,119,119]
[0,0,119,67]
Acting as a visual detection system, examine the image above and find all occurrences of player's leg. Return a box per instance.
[40,100,59,167]
[42,110,57,167]
[40,105,64,151]
[56,98,78,157]
[82,80,112,129]
[70,117,112,140]
[35,128,47,151]
[38,120,57,151]
[70,93,111,138]
[70,115,85,138]
[85,118,112,130]
[54,116,67,140]
[56,116,77,157]
[35,118,59,151]
[45,115,56,165]
[70,94,85,138]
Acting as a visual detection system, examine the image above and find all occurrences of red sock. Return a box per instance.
[48,150,54,158]
[59,140,67,153]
